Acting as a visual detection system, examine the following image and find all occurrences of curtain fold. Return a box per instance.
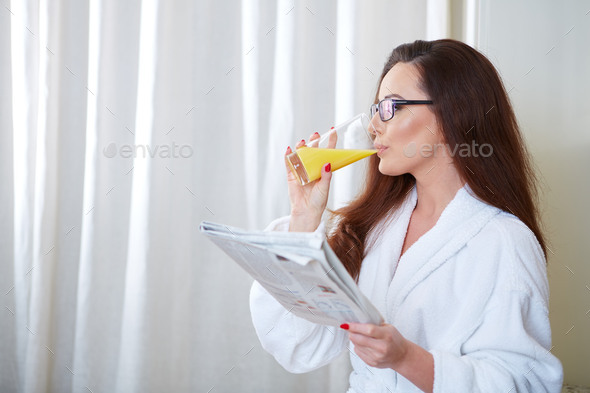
[1,1,436,391]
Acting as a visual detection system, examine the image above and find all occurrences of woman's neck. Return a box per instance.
[413,162,464,218]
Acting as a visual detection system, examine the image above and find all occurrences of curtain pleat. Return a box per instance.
[1,1,436,392]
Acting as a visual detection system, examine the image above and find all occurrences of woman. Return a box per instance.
[250,39,563,392]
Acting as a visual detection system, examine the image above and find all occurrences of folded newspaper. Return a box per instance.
[199,221,383,327]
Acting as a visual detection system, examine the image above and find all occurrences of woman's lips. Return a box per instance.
[374,143,388,156]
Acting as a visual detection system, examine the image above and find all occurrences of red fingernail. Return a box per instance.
[314,132,320,136]
[325,163,331,172]
[300,139,305,144]
[330,126,335,130]
[340,323,349,330]
[286,146,291,154]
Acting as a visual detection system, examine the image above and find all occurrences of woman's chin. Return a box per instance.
[378,160,407,177]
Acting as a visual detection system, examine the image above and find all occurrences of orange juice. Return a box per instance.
[287,147,376,185]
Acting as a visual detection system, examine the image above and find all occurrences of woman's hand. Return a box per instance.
[345,323,410,369]
[286,132,334,232]
[343,322,434,393]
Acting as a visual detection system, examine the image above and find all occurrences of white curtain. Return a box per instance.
[0,1,440,391]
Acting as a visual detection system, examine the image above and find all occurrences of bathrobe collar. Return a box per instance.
[378,185,502,321]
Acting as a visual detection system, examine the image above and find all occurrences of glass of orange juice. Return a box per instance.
[286,113,376,186]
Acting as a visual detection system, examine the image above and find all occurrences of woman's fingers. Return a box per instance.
[347,323,381,337]
[284,146,297,181]
[315,162,332,195]
[349,331,378,348]
[327,130,338,149]
[295,139,306,149]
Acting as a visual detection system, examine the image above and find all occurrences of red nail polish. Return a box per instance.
[286,146,291,154]
[325,163,331,172]
[300,139,305,144]
[340,323,349,330]
[330,126,335,130]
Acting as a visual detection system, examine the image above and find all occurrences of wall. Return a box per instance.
[476,0,590,386]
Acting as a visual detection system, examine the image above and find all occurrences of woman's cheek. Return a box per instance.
[378,152,407,176]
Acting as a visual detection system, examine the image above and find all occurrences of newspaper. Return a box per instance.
[199,221,383,326]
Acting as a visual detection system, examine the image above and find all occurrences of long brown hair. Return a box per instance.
[328,39,545,281]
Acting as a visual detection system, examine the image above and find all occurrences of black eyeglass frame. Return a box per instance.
[370,99,434,122]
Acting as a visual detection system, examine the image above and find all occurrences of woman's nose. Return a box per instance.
[368,115,381,135]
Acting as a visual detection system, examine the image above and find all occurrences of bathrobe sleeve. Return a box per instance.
[429,216,563,393]
[249,216,349,373]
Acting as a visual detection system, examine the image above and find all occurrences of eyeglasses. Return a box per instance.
[370,98,433,122]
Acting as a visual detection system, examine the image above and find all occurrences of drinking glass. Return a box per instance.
[286,113,376,186]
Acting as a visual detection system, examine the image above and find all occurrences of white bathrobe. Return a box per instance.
[250,186,563,392]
